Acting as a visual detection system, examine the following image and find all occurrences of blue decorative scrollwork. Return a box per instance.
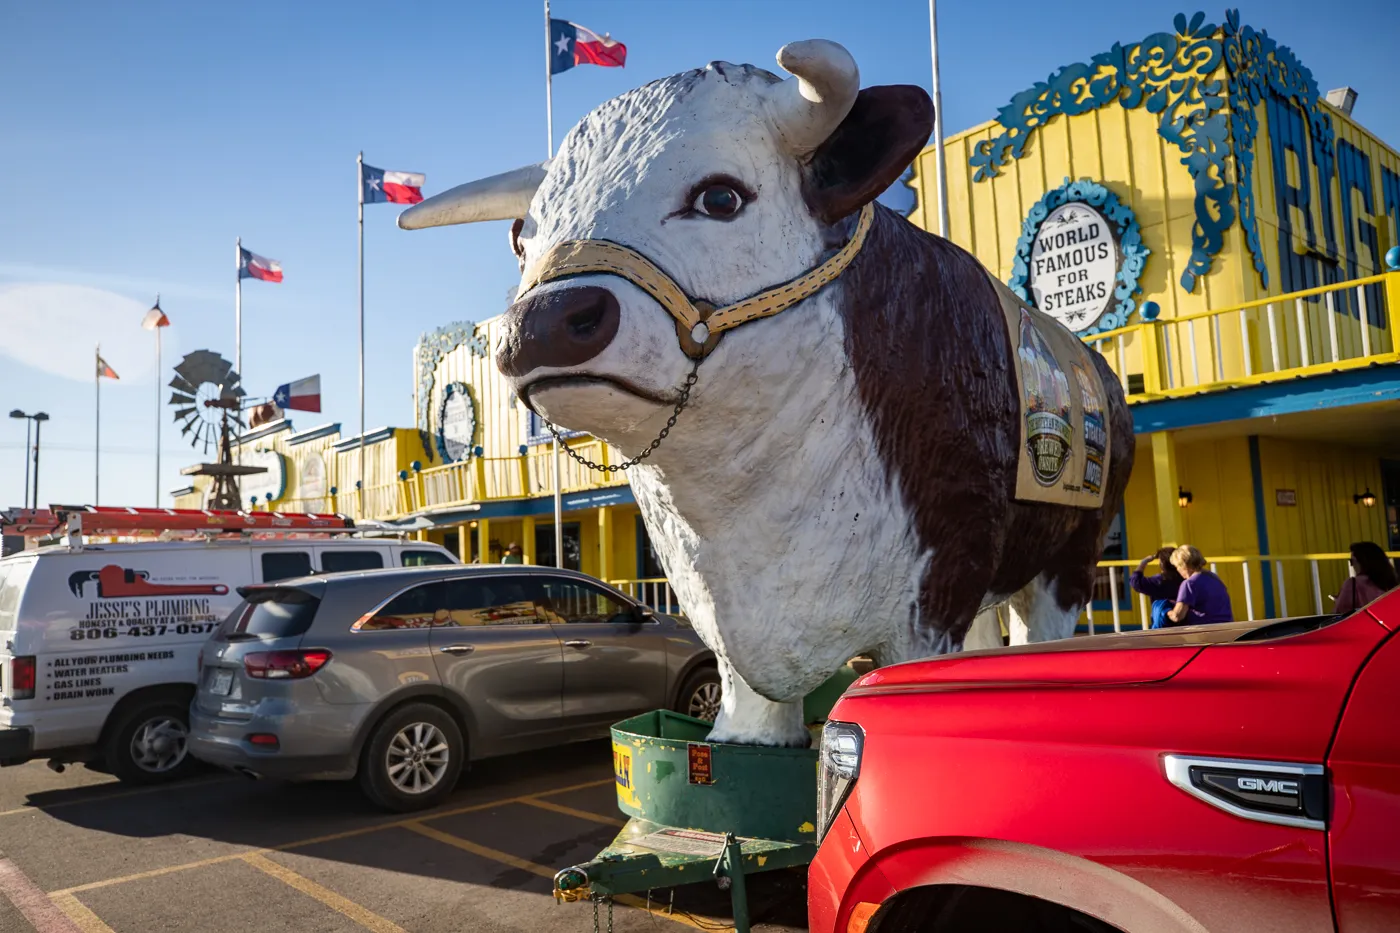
[968,10,1337,295]
[416,322,490,449]
[1222,10,1331,289]
[1009,178,1150,335]
[971,12,1229,292]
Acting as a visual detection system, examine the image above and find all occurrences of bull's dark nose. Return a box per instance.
[496,285,621,378]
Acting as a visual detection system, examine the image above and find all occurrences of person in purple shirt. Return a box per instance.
[1166,545,1234,625]
[1130,547,1185,629]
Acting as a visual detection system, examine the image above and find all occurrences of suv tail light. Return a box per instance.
[11,656,36,700]
[244,649,331,680]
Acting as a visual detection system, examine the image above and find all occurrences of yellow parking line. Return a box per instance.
[519,796,625,827]
[48,894,116,933]
[0,776,238,819]
[401,822,728,932]
[242,853,406,933]
[48,777,614,896]
[402,821,554,879]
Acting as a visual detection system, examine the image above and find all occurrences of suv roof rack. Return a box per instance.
[1,506,358,549]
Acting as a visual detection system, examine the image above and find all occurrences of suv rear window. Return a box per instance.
[221,585,324,640]
[322,550,384,573]
[402,549,454,567]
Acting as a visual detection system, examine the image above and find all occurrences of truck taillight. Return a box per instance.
[244,649,331,680]
[11,657,36,700]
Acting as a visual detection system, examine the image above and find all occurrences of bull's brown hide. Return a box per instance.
[837,208,1135,643]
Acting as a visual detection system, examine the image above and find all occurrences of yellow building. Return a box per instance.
[179,10,1400,627]
[907,9,1400,626]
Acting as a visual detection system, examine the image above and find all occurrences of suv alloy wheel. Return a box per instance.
[359,702,465,812]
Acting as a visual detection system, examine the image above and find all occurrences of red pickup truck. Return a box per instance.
[810,595,1400,933]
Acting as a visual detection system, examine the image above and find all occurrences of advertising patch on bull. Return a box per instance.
[990,274,1111,510]
[1017,310,1073,485]
[1073,363,1107,496]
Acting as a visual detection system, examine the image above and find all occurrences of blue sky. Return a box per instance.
[2,0,1397,510]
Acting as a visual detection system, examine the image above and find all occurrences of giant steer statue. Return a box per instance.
[400,40,1134,748]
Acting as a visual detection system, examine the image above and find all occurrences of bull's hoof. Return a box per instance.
[705,721,812,749]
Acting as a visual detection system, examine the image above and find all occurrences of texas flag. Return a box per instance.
[363,164,425,205]
[273,374,321,412]
[549,19,626,74]
[96,354,119,380]
[238,247,283,283]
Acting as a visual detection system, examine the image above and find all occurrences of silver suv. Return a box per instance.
[188,565,717,811]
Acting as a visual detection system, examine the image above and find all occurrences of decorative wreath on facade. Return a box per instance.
[1009,178,1150,335]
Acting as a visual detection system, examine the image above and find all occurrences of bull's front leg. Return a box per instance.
[705,657,810,748]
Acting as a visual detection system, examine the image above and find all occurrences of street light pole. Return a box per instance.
[32,413,48,510]
[9,411,30,508]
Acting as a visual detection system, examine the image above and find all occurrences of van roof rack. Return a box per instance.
[1,506,357,547]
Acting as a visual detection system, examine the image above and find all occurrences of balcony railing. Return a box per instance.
[401,439,628,516]
[1085,271,1400,403]
[612,550,1399,633]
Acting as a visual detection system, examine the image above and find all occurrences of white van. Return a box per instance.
[0,535,456,783]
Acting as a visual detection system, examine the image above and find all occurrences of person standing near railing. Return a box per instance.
[1130,547,1184,629]
[1334,541,1399,614]
[1166,545,1234,626]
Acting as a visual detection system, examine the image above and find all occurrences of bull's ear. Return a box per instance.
[802,85,933,225]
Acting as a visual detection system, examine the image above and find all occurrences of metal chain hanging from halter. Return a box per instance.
[546,359,700,474]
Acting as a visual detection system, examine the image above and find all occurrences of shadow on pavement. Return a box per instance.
[19,738,808,930]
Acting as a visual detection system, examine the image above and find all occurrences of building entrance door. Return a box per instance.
[536,521,582,570]
[1380,460,1400,552]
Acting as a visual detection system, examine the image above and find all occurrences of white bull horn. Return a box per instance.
[397,162,549,230]
[763,39,860,156]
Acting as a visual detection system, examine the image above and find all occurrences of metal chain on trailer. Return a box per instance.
[546,358,701,474]
[590,895,614,933]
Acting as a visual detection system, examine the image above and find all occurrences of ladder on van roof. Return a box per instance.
[0,506,359,545]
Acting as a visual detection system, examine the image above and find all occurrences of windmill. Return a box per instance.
[170,350,265,510]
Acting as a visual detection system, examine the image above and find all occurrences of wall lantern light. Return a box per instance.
[1355,489,1377,507]
[1178,487,1193,507]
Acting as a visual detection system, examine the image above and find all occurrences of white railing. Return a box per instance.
[610,577,681,616]
[617,550,1397,635]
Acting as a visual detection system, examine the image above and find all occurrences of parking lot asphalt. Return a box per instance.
[0,741,807,933]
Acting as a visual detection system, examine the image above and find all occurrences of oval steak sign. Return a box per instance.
[437,383,477,463]
[1027,202,1118,332]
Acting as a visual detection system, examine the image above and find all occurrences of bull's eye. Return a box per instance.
[694,185,744,218]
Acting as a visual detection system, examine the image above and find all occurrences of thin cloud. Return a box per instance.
[0,262,224,304]
[0,283,181,383]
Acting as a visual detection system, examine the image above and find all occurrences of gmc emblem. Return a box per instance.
[1236,777,1298,794]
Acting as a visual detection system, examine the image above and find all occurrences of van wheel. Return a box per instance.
[358,703,464,812]
[675,667,722,722]
[105,702,197,785]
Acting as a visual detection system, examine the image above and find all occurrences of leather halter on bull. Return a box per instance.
[517,202,875,360]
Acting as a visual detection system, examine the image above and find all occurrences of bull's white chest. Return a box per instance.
[627,308,932,702]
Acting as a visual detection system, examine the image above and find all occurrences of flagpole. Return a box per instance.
[545,0,563,569]
[155,296,162,506]
[544,0,554,155]
[235,236,243,374]
[357,151,366,520]
[94,345,101,506]
[928,0,950,238]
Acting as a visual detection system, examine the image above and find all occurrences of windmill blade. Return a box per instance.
[169,374,198,395]
[173,406,196,422]
[168,391,196,406]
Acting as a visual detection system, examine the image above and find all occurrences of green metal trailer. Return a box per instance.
[552,665,861,931]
